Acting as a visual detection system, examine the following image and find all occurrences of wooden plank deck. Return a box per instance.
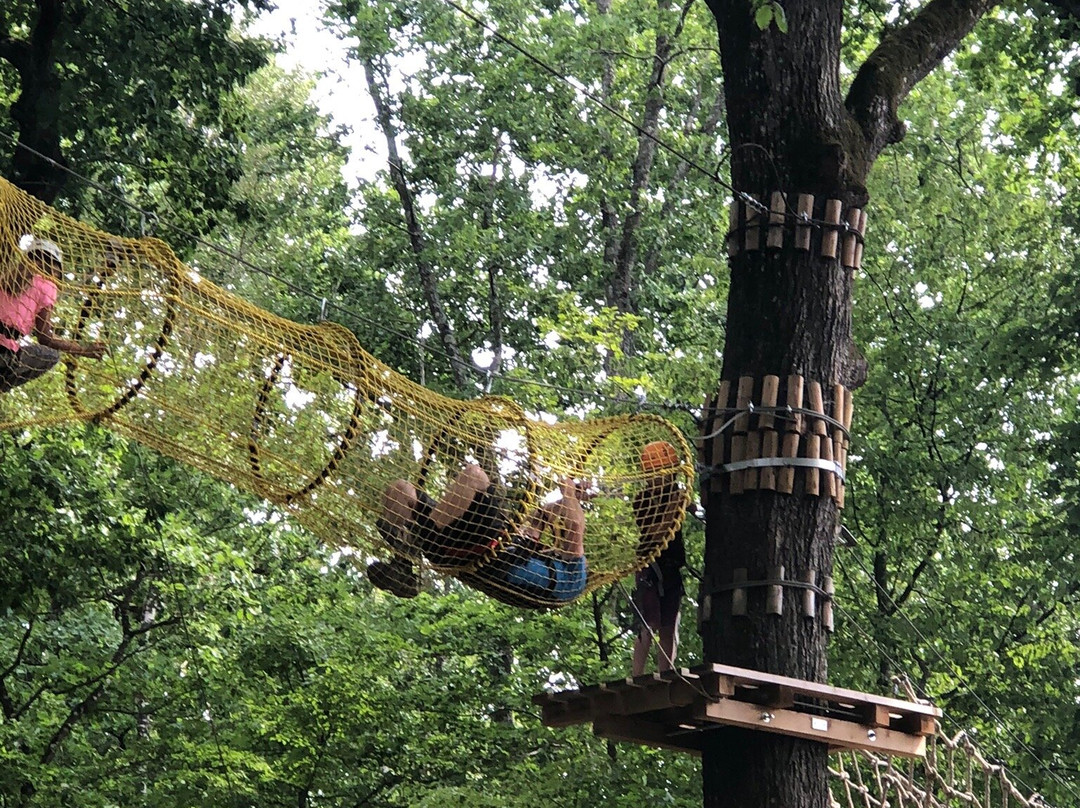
[532,663,941,759]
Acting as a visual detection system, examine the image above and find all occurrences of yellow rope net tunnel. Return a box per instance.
[0,176,693,608]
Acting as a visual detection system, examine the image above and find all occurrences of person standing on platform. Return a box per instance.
[631,440,687,676]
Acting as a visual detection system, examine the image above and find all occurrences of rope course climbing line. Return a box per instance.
[0,175,695,610]
[831,548,1077,803]
[828,730,1052,808]
[825,626,1057,808]
[9,139,710,443]
[612,576,716,703]
[436,0,728,188]
[695,404,851,443]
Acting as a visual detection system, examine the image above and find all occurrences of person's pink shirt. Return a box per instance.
[0,275,58,352]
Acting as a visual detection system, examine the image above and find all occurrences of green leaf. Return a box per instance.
[772,4,788,33]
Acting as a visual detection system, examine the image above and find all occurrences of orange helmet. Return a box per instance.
[640,440,679,472]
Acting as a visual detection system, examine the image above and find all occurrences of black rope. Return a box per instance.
[706,576,830,599]
[8,139,698,418]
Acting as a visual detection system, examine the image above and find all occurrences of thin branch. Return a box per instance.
[0,616,35,681]
[609,0,679,357]
[362,55,470,389]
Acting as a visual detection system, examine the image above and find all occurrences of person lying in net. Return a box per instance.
[367,464,587,604]
[0,237,106,393]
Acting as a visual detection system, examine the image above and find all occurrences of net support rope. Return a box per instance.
[0,176,694,609]
[2,178,1058,804]
[830,680,1048,808]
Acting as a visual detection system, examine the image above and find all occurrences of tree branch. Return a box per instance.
[609,0,684,359]
[846,0,998,160]
[594,0,621,301]
[362,56,470,390]
[643,81,724,279]
[37,608,177,766]
[481,142,504,390]
[0,36,30,71]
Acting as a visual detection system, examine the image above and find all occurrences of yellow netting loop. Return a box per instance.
[0,176,694,608]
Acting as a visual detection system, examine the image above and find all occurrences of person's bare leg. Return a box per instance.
[657,619,680,672]
[632,628,652,677]
[382,479,418,531]
[370,480,422,597]
[430,464,490,529]
[551,478,585,558]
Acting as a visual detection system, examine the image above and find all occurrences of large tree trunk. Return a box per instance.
[697,1,995,806]
[699,9,852,805]
[2,0,69,203]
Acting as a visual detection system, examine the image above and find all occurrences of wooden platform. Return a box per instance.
[532,663,941,758]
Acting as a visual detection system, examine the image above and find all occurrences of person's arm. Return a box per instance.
[33,306,106,359]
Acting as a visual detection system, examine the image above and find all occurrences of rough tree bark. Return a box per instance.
[697,2,1002,806]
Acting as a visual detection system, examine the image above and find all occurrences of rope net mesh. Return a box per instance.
[831,730,1047,808]
[0,177,693,608]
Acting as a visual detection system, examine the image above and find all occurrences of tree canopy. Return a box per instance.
[3,0,1080,806]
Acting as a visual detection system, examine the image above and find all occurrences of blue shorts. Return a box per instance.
[502,553,587,601]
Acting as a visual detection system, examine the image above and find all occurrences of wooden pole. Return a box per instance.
[820,199,842,259]
[832,384,846,504]
[745,196,762,251]
[801,569,816,619]
[854,210,868,269]
[778,375,803,494]
[731,567,748,617]
[759,375,780,490]
[730,376,754,494]
[795,194,814,251]
[839,388,854,508]
[766,565,784,615]
[841,208,861,268]
[767,191,786,249]
[804,381,822,496]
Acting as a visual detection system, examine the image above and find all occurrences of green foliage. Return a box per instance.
[0,1,272,243]
[0,417,703,806]
[330,0,727,403]
[752,1,788,33]
[6,0,1080,805]
[831,21,1080,800]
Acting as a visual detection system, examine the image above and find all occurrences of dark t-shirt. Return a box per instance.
[413,486,505,568]
[633,483,686,581]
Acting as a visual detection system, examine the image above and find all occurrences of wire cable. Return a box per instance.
[10,138,706,422]
[830,591,1056,805]
[834,537,1077,803]
[429,0,859,236]
[437,0,729,191]
[613,577,716,702]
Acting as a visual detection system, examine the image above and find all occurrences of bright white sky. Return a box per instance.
[247,3,510,366]
[247,0,382,183]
